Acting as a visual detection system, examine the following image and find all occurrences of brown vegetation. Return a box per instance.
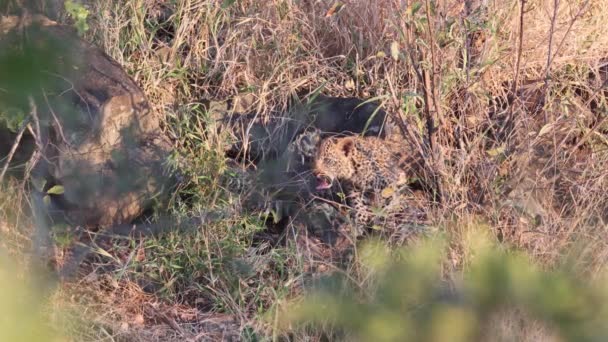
[2,0,608,340]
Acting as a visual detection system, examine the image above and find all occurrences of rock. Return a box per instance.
[0,15,173,228]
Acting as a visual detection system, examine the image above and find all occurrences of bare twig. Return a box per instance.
[511,0,526,112]
[533,0,561,125]
[425,0,443,131]
[0,121,28,185]
[547,0,591,67]
[545,0,560,83]
[461,0,472,84]
[499,0,527,142]
[423,0,445,203]
[402,3,432,149]
[385,69,424,156]
[29,96,42,148]
[537,0,591,118]
[423,0,444,131]
[23,148,42,182]
[0,97,35,185]
[21,93,46,181]
[42,88,70,146]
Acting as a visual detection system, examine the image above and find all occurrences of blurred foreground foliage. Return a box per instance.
[0,257,62,342]
[280,227,608,341]
[0,16,74,132]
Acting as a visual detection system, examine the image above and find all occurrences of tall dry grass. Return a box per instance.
[2,0,608,340]
[84,0,608,335]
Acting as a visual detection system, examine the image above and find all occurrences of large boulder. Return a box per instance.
[0,14,173,228]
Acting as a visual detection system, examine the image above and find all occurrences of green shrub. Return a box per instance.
[281,228,608,341]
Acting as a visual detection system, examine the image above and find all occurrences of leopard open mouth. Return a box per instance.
[315,175,333,190]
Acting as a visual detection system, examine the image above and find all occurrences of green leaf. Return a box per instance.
[64,0,90,35]
[46,185,65,195]
[0,107,26,132]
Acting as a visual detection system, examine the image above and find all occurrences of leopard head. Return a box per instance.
[313,137,356,190]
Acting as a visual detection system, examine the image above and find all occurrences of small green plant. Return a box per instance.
[0,106,26,133]
[64,0,89,35]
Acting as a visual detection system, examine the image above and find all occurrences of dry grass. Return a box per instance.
[2,0,608,340]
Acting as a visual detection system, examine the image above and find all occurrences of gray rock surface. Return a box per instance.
[0,14,174,228]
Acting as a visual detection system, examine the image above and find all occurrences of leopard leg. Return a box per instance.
[347,191,373,235]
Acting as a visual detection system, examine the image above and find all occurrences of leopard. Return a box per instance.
[312,135,420,228]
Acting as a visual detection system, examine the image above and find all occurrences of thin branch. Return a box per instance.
[547,0,591,67]
[510,0,526,111]
[0,97,35,184]
[0,123,27,184]
[385,65,427,167]
[423,0,445,203]
[499,0,526,143]
[545,0,560,83]
[536,0,590,120]
[29,95,43,150]
[423,0,443,126]
[538,0,560,123]
[42,88,70,146]
[462,0,472,84]
[23,146,42,182]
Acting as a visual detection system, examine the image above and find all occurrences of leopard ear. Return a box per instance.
[341,139,354,157]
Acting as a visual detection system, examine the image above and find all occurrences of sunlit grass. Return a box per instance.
[1,0,608,340]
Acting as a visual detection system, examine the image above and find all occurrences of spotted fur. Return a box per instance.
[313,136,415,226]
